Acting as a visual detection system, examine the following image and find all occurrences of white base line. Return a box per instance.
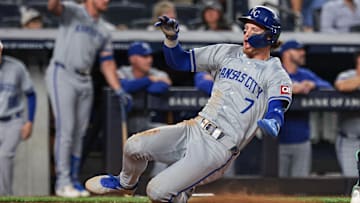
[192,193,215,197]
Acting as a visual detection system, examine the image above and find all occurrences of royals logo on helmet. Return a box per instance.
[280,85,291,94]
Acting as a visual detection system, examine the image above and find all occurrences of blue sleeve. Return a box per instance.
[194,72,213,96]
[163,44,192,72]
[305,70,333,89]
[147,82,170,94]
[120,77,152,93]
[26,91,36,122]
[264,100,285,127]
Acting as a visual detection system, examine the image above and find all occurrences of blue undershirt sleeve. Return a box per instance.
[194,72,213,96]
[264,100,285,127]
[147,82,170,94]
[120,77,152,93]
[163,44,191,72]
[26,91,36,122]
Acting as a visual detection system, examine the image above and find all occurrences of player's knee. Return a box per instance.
[146,180,170,202]
[124,135,146,159]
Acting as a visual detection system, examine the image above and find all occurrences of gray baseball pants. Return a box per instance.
[45,64,93,189]
[0,117,23,195]
[118,117,238,203]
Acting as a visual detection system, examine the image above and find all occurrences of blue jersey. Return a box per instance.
[279,67,332,144]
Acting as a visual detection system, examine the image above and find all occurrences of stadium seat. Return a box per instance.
[103,2,149,27]
[0,3,20,28]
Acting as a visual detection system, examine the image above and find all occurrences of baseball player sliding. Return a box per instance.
[46,0,130,198]
[0,40,36,195]
[86,5,292,203]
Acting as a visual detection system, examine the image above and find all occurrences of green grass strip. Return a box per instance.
[0,196,150,203]
[297,196,351,203]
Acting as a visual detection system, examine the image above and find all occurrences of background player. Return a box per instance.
[335,51,360,177]
[278,40,332,177]
[0,40,36,195]
[118,41,172,134]
[46,0,130,198]
[85,6,292,203]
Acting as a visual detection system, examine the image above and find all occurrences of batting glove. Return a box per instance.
[154,16,179,40]
[257,118,280,137]
[115,89,133,112]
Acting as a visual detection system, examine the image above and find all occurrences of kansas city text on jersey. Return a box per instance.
[219,67,264,99]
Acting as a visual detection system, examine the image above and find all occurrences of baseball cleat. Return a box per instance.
[55,185,81,198]
[73,181,90,197]
[85,174,136,195]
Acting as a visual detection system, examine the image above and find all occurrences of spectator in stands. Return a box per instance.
[301,0,328,32]
[334,51,360,177]
[279,40,332,177]
[320,0,360,33]
[197,0,240,32]
[147,0,188,31]
[117,41,172,134]
[20,7,43,29]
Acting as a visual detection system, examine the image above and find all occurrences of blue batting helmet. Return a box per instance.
[238,6,281,48]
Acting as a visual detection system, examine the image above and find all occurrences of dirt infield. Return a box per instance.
[189,193,348,203]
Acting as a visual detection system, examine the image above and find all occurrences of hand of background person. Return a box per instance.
[21,121,33,140]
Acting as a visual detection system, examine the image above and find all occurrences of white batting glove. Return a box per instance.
[154,16,179,41]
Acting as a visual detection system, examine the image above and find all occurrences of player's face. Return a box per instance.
[93,0,110,12]
[242,23,266,56]
[288,48,306,66]
[162,8,177,19]
[131,55,153,74]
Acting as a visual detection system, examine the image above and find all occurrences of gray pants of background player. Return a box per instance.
[279,141,311,177]
[336,135,360,177]
[119,117,238,203]
[45,64,93,189]
[0,117,23,195]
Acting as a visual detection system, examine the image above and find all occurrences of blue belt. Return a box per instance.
[54,61,90,76]
[0,112,22,122]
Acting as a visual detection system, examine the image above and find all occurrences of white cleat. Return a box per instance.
[85,174,136,196]
[55,185,81,198]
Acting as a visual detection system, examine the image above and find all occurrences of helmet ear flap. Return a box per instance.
[248,31,272,48]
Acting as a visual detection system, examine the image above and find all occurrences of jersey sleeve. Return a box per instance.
[60,1,81,25]
[191,44,226,72]
[266,65,293,111]
[99,34,114,62]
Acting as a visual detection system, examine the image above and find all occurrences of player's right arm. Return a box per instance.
[48,0,63,16]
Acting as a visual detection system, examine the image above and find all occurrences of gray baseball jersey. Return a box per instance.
[335,69,360,177]
[192,44,292,149]
[118,44,292,202]
[45,1,113,190]
[0,55,33,195]
[51,1,112,73]
[0,56,33,117]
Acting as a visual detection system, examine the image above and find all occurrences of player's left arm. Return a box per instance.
[20,64,37,140]
[257,67,292,137]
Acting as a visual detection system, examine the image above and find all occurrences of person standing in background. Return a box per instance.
[46,0,130,198]
[335,51,360,177]
[278,40,332,177]
[0,40,37,195]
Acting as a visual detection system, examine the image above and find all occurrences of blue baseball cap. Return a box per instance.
[279,40,304,55]
[128,41,153,56]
